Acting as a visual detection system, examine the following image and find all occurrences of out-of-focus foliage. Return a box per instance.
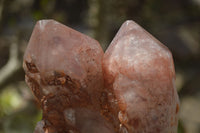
[0,86,23,116]
[0,0,200,132]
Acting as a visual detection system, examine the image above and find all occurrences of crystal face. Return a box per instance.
[103,20,179,133]
[23,20,179,133]
[23,20,111,133]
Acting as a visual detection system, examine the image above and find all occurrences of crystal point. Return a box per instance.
[23,20,111,132]
[103,20,179,133]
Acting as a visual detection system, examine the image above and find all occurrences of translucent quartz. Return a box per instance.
[23,20,114,133]
[23,20,179,133]
[103,20,179,133]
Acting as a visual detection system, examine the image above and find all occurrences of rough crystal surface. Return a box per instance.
[103,20,179,133]
[23,20,114,133]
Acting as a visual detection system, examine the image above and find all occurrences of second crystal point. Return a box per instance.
[103,20,179,133]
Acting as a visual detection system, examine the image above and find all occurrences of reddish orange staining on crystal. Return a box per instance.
[24,19,179,133]
[23,20,113,133]
[103,20,179,133]
[25,61,39,73]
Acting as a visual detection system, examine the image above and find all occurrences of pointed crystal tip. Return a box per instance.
[103,20,179,133]
[104,20,175,83]
[24,19,103,79]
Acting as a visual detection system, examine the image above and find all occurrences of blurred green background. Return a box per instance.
[0,0,200,132]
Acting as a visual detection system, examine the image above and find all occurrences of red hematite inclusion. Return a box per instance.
[23,19,179,133]
[103,20,179,133]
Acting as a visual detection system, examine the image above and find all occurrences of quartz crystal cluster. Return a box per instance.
[23,20,179,133]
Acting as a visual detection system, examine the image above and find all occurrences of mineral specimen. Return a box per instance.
[103,20,180,133]
[23,19,179,133]
[23,20,114,133]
